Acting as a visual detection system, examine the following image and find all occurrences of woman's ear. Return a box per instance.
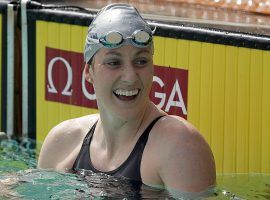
[84,64,93,83]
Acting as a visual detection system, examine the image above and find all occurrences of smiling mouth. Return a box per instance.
[113,89,140,101]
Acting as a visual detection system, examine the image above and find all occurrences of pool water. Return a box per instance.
[1,139,270,199]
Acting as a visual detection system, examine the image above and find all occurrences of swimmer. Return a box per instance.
[38,3,216,196]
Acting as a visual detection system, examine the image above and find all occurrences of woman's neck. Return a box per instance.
[95,102,153,154]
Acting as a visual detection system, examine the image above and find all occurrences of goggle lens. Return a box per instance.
[100,31,123,47]
[132,30,151,45]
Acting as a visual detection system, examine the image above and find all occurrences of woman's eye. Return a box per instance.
[105,60,121,67]
[135,58,148,66]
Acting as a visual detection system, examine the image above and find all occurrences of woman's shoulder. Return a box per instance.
[38,114,99,169]
[151,115,209,151]
[155,115,199,135]
[49,114,99,138]
[146,115,216,192]
[41,114,99,156]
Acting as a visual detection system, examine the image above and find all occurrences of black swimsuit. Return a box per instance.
[73,116,163,182]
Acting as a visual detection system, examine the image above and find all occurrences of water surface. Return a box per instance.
[1,139,270,199]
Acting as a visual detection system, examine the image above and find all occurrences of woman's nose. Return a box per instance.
[121,64,137,84]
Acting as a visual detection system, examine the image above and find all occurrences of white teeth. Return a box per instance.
[114,89,139,96]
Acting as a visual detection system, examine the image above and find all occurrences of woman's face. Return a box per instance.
[87,45,153,119]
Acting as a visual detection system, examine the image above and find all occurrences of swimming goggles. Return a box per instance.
[89,29,154,49]
[84,28,155,63]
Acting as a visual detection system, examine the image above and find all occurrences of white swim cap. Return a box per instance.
[84,3,154,64]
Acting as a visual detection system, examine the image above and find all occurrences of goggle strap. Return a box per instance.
[151,26,156,35]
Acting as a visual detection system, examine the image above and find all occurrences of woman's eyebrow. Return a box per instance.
[135,49,151,56]
[104,49,151,57]
[104,52,122,57]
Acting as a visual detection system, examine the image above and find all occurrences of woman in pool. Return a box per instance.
[38,3,216,195]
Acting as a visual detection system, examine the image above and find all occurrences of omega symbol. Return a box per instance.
[47,57,73,96]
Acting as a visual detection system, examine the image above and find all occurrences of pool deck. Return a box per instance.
[38,0,270,36]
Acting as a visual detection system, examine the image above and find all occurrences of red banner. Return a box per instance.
[45,47,188,118]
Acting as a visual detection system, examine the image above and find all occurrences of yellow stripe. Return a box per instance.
[59,24,71,50]
[47,22,60,49]
[176,39,189,70]
[199,42,213,143]
[153,36,165,66]
[187,41,201,127]
[223,46,238,173]
[262,50,270,173]
[249,49,263,173]
[211,44,226,173]
[71,25,87,54]
[236,48,250,173]
[36,21,48,143]
[164,38,177,67]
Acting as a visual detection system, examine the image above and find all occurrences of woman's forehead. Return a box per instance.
[97,45,152,57]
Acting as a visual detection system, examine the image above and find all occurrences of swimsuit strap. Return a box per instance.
[82,120,98,146]
[137,115,164,144]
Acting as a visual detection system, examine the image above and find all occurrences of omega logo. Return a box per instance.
[47,57,73,96]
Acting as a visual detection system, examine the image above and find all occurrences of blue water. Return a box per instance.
[1,138,270,199]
